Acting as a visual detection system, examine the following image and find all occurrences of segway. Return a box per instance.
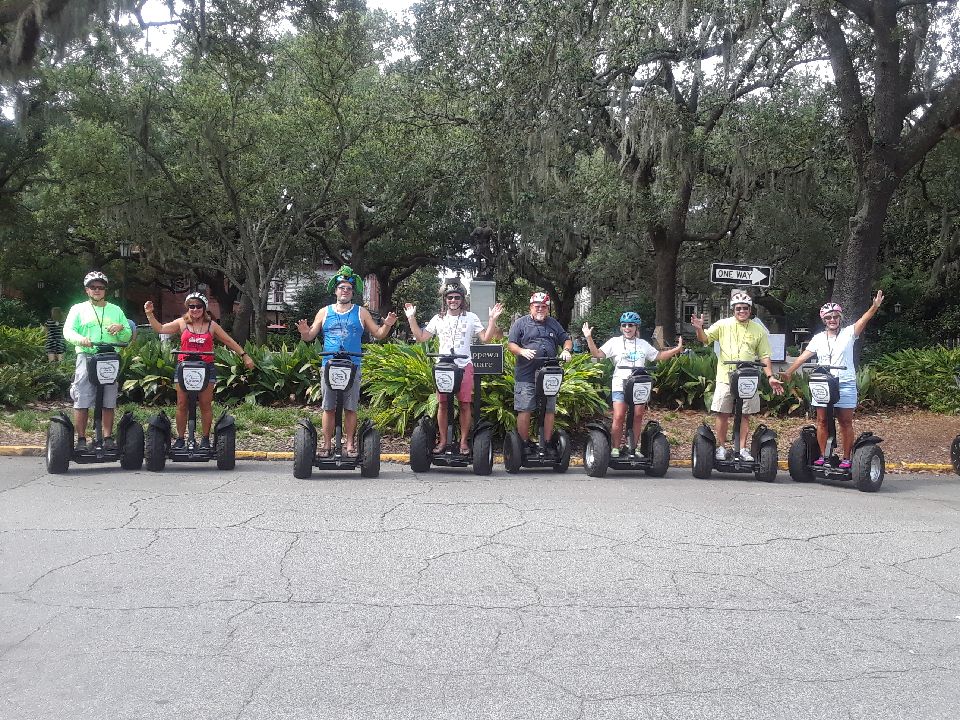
[503,357,571,473]
[787,363,884,492]
[144,350,236,471]
[409,351,495,475]
[691,360,778,482]
[293,349,380,478]
[952,367,960,475]
[584,365,670,477]
[45,342,144,474]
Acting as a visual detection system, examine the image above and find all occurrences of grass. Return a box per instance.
[9,409,42,432]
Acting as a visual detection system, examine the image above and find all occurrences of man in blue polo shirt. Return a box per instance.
[507,291,572,446]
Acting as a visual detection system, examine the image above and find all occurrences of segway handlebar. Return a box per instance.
[318,350,363,358]
[171,348,215,361]
[90,341,128,350]
[426,352,469,359]
[723,360,765,368]
[799,363,847,371]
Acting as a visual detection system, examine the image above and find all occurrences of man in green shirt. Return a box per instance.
[691,290,783,461]
[62,271,132,451]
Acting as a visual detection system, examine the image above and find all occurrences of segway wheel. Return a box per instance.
[360,428,381,478]
[46,422,72,474]
[951,435,960,475]
[552,429,571,473]
[787,437,814,483]
[409,421,433,473]
[503,430,523,474]
[691,435,713,479]
[293,424,315,479]
[755,442,778,483]
[645,434,671,477]
[216,424,236,471]
[584,430,609,478]
[853,444,884,493]
[120,422,145,470]
[145,425,167,472]
[472,429,494,476]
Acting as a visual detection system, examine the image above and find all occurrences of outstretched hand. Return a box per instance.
[871,289,884,309]
[581,322,593,338]
[769,376,785,396]
[489,302,504,321]
[404,303,417,318]
[690,313,705,330]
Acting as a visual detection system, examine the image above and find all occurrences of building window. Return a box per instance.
[272,281,284,304]
[683,303,697,321]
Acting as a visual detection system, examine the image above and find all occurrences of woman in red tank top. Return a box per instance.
[143,292,255,450]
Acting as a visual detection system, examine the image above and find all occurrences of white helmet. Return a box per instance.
[529,291,551,306]
[729,290,753,308]
[83,271,109,287]
[185,292,208,307]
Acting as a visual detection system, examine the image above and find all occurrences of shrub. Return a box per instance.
[0,360,72,407]
[870,346,960,413]
[0,298,40,328]
[0,325,45,364]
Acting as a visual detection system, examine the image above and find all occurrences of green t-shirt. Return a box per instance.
[704,317,771,385]
[63,301,132,354]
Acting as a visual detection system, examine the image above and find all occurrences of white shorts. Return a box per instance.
[711,382,760,415]
[70,353,119,409]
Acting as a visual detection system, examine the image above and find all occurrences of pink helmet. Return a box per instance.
[529,292,551,306]
[819,302,842,319]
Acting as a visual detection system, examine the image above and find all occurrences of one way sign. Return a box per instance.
[710,263,772,287]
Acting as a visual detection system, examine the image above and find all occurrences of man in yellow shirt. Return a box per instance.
[690,290,783,460]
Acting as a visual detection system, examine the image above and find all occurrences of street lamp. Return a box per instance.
[37,280,45,289]
[823,262,837,300]
[894,302,902,314]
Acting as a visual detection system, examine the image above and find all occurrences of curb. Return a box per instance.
[1,445,955,473]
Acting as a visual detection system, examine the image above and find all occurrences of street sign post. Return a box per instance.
[710,263,772,287]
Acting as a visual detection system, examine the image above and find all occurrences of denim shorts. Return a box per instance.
[175,362,217,388]
[514,381,557,413]
[836,378,858,409]
[611,391,625,403]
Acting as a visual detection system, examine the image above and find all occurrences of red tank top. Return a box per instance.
[178,322,214,362]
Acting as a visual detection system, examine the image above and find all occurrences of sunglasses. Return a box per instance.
[621,323,637,328]
[187,304,205,310]
[446,295,463,301]
[734,305,751,312]
[87,285,107,291]
[823,314,841,321]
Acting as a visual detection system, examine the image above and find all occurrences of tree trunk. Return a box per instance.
[233,293,253,345]
[651,229,679,346]
[834,167,899,320]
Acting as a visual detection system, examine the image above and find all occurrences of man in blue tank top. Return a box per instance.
[297,266,398,456]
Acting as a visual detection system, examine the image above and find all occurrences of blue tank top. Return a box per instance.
[321,304,363,365]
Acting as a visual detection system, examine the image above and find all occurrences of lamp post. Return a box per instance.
[823,262,837,300]
[119,241,132,309]
[894,302,902,314]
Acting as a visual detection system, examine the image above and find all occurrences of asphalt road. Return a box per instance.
[2,457,959,720]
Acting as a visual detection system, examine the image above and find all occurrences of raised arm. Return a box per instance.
[363,308,398,341]
[690,313,709,344]
[297,308,325,342]
[781,348,816,380]
[581,322,606,359]
[143,301,183,335]
[654,336,684,362]
[477,303,504,342]
[403,303,433,342]
[853,290,884,337]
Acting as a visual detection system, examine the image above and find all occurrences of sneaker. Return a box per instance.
[75,437,87,451]
[813,456,825,466]
[199,437,211,450]
[172,437,185,450]
[102,437,117,451]
[715,446,727,461]
[739,448,754,462]
[839,458,852,470]
[610,447,620,458]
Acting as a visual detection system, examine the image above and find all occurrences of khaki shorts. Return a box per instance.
[711,382,760,415]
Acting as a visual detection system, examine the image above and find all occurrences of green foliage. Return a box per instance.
[579,295,656,341]
[870,347,960,413]
[0,299,40,329]
[649,349,718,410]
[0,325,45,364]
[362,341,608,436]
[0,359,72,407]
